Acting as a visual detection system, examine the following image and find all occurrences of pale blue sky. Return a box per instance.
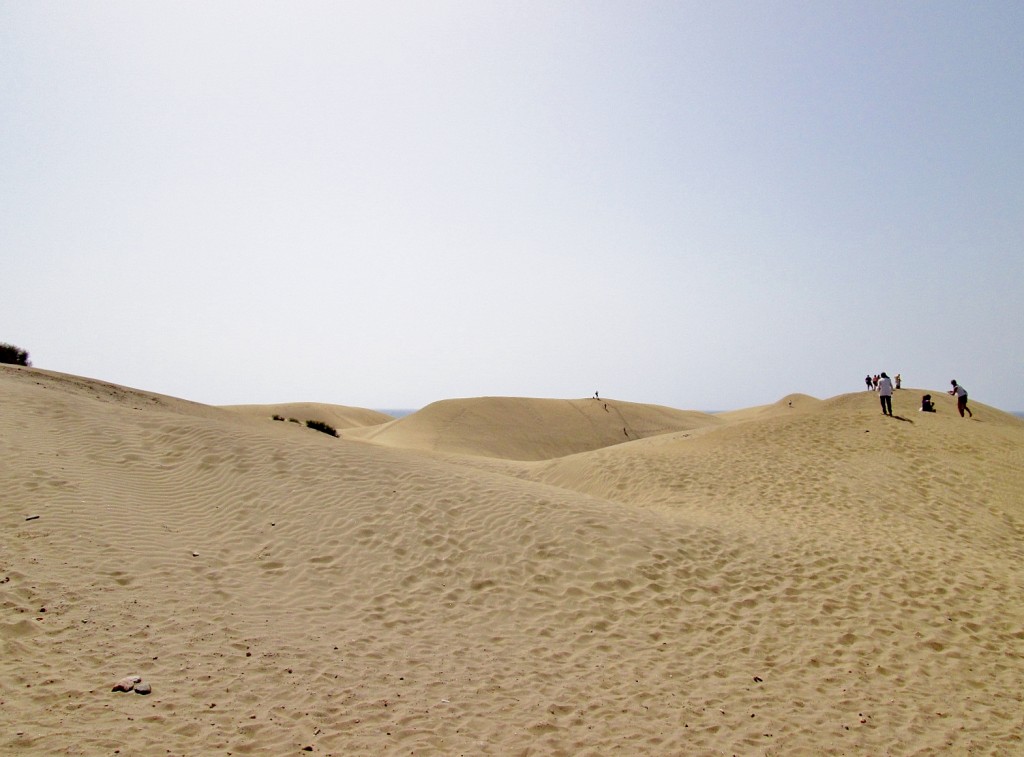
[3,2,1022,411]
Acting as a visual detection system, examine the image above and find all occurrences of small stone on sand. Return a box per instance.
[112,675,141,693]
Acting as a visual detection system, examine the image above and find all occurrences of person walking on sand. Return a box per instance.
[895,373,901,389]
[878,372,894,416]
[865,375,873,391]
[949,380,973,418]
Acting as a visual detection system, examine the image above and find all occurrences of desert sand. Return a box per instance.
[2,364,1022,755]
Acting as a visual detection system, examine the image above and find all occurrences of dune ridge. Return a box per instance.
[342,396,721,460]
[223,402,395,431]
[2,364,1022,755]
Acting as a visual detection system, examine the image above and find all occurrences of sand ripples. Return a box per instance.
[3,368,1023,754]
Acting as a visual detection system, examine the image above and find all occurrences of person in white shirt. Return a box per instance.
[877,372,894,416]
[949,380,973,418]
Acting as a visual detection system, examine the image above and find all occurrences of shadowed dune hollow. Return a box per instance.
[2,365,1022,755]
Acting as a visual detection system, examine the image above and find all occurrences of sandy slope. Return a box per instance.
[2,365,1022,756]
[342,396,721,460]
[223,402,395,431]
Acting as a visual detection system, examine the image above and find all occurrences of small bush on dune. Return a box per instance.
[305,420,338,437]
[0,343,31,366]
[272,414,285,421]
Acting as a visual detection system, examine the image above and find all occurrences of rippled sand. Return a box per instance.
[3,365,1022,755]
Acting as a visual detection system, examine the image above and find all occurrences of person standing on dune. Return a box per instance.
[949,380,973,418]
[878,372,894,416]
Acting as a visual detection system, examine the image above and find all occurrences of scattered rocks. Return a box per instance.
[111,675,142,693]
[111,676,152,694]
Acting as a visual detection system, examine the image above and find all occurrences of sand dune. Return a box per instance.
[223,402,395,431]
[2,365,1022,755]
[714,392,823,423]
[342,396,721,460]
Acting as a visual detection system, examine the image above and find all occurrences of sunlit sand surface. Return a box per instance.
[3,365,1022,755]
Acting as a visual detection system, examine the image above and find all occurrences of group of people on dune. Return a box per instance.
[865,373,973,418]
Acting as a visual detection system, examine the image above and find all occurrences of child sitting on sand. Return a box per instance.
[920,394,936,412]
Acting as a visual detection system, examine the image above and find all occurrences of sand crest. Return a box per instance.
[2,365,1022,755]
[223,402,394,431]
[342,396,721,460]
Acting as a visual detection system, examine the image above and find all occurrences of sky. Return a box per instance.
[2,1,1022,412]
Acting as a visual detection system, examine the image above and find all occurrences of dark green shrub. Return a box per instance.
[272,414,285,421]
[0,343,31,366]
[305,420,338,437]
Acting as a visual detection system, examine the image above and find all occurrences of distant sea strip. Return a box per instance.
[375,409,417,418]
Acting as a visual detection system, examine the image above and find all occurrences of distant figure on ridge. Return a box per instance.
[920,394,936,412]
[878,372,894,416]
[949,380,973,418]
[895,373,902,389]
[865,375,873,391]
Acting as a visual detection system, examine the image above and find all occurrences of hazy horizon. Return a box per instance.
[3,2,1022,412]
